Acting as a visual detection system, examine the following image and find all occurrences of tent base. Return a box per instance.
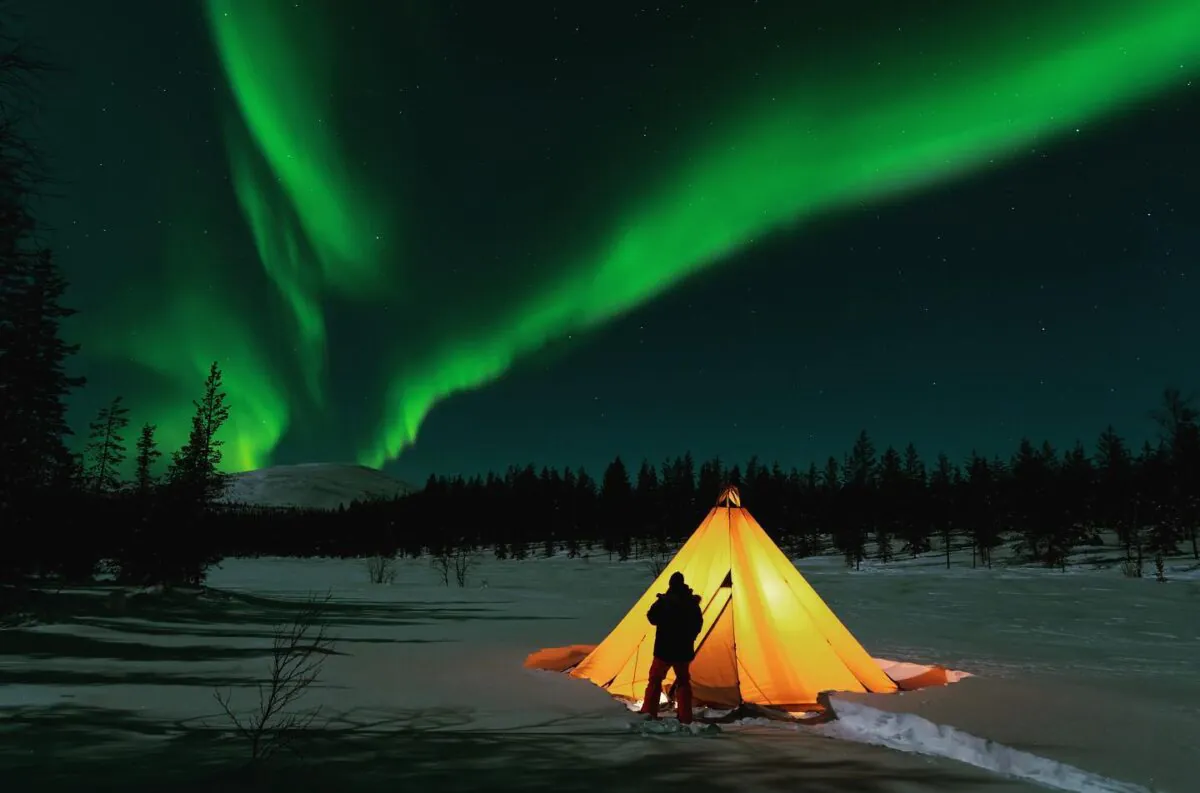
[699,692,841,725]
[618,694,838,726]
[525,644,968,704]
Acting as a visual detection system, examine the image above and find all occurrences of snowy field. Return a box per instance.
[1,544,1197,793]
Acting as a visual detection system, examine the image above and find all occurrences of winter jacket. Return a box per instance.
[646,582,704,663]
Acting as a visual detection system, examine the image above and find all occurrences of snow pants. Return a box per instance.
[639,656,693,723]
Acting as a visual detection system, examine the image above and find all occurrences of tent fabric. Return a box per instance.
[526,486,960,711]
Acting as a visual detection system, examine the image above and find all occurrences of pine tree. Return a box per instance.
[1049,441,1095,570]
[0,44,87,581]
[1152,387,1199,558]
[840,430,876,568]
[135,423,162,494]
[168,361,232,507]
[875,446,903,562]
[83,396,130,494]
[1011,438,1054,562]
[965,452,998,567]
[599,456,632,558]
[1095,425,1134,553]
[130,362,232,587]
[900,442,930,557]
[696,457,724,506]
[929,453,957,568]
[635,459,660,536]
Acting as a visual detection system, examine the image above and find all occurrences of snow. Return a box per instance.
[2,544,1197,792]
[821,701,1152,793]
[220,462,414,510]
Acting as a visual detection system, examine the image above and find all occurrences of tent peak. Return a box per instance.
[716,486,741,508]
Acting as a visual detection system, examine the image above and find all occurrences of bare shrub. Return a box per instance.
[366,554,396,584]
[452,546,475,587]
[1154,553,1168,583]
[430,548,451,586]
[431,544,475,587]
[214,594,337,763]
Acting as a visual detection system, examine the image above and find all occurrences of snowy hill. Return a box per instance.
[221,463,415,510]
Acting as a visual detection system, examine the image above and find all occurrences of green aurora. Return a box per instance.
[205,0,392,297]
[88,221,291,472]
[87,1,1200,473]
[357,1,1200,467]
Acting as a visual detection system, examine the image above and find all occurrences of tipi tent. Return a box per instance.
[526,486,961,715]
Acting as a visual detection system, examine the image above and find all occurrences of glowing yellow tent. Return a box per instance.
[527,486,961,715]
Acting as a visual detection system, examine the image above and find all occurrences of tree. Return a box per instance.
[635,459,661,541]
[839,431,876,568]
[929,453,957,568]
[899,442,930,557]
[1051,441,1096,570]
[1151,387,1199,559]
[964,452,1001,567]
[1010,439,1055,562]
[132,361,233,586]
[820,455,842,554]
[1135,441,1171,559]
[83,396,130,494]
[874,446,903,562]
[0,41,86,582]
[135,422,162,495]
[599,457,632,559]
[1094,425,1134,553]
[168,361,232,507]
[696,457,725,506]
[659,452,696,538]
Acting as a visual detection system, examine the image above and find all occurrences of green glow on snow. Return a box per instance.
[359,0,1200,467]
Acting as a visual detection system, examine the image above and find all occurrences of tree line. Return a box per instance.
[219,397,1197,580]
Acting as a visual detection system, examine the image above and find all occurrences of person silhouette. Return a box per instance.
[638,571,703,723]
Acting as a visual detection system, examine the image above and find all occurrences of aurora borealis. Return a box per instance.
[28,0,1200,482]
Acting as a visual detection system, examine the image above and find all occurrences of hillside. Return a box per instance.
[221,463,414,511]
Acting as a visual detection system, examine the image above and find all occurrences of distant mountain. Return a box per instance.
[221,463,415,511]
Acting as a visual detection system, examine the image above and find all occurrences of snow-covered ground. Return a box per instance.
[1,542,1197,792]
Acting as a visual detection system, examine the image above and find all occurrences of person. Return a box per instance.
[638,571,704,723]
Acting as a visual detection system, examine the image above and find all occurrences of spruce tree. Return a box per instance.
[135,422,162,495]
[929,453,957,568]
[875,446,903,562]
[138,361,231,587]
[0,43,86,581]
[599,456,632,558]
[1151,387,1199,558]
[900,442,930,557]
[83,396,130,494]
[840,431,876,568]
[1094,425,1134,553]
[168,361,232,507]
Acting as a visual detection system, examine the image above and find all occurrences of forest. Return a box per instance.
[211,402,1200,578]
[12,386,1197,591]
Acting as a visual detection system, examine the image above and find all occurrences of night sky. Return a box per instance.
[21,0,1200,484]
